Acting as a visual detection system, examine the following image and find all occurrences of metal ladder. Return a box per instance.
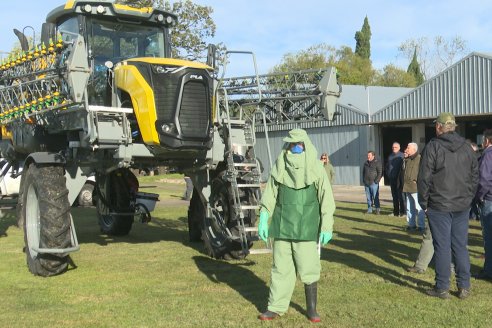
[218,50,272,255]
[223,119,271,255]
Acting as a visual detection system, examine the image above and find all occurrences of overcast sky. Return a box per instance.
[1,0,491,77]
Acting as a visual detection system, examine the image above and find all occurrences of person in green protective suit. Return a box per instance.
[257,128,336,323]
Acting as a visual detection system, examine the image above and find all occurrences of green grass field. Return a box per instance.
[0,177,491,327]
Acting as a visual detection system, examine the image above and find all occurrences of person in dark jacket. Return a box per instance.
[417,112,478,300]
[387,142,405,217]
[474,129,492,281]
[362,151,383,215]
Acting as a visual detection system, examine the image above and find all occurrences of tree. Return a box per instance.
[270,43,337,73]
[373,64,417,87]
[355,16,371,60]
[398,36,468,79]
[271,45,375,86]
[117,0,216,61]
[407,49,424,85]
[335,46,374,85]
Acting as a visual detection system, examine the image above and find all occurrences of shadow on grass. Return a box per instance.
[72,208,206,256]
[327,226,485,295]
[333,229,420,269]
[335,213,406,230]
[0,209,18,238]
[323,247,432,293]
[193,255,270,312]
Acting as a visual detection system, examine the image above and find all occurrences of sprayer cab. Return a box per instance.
[40,1,215,156]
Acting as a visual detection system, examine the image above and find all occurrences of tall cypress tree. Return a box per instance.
[355,16,371,59]
[407,48,424,85]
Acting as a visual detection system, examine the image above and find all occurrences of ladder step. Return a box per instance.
[223,119,245,125]
[244,226,259,232]
[232,143,254,148]
[233,162,257,167]
[249,248,272,255]
[241,205,260,210]
[237,183,261,188]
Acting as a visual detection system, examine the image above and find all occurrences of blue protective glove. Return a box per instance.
[258,211,269,242]
[319,231,333,245]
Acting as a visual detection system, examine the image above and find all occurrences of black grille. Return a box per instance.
[178,81,209,138]
[149,66,211,141]
[153,77,178,122]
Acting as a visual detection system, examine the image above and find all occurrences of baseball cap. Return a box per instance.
[433,112,456,125]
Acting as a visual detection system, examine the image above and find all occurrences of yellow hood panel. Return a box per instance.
[114,65,160,145]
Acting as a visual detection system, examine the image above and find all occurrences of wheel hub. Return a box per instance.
[25,184,40,258]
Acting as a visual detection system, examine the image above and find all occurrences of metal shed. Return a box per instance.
[254,85,411,185]
[371,52,492,164]
[372,52,492,123]
[255,53,492,186]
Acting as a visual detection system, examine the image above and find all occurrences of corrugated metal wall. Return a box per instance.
[255,124,369,185]
[255,104,368,132]
[371,53,492,123]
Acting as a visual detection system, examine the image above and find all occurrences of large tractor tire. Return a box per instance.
[202,173,256,260]
[22,164,71,276]
[96,168,137,236]
[187,188,203,242]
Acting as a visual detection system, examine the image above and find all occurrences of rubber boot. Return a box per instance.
[305,282,321,323]
[258,310,279,321]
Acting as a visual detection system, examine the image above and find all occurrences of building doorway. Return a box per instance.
[381,126,412,185]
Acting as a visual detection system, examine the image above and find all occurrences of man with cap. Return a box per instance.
[418,112,478,299]
[257,128,335,322]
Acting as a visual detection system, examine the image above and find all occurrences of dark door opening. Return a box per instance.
[381,126,412,185]
[425,118,492,150]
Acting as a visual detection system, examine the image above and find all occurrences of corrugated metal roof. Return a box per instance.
[371,52,492,123]
[338,85,413,114]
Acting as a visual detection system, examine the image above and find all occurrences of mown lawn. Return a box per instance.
[0,177,490,327]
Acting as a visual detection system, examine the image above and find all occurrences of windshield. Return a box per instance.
[89,18,166,62]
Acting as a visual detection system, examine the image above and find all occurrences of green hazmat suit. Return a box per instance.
[260,128,336,315]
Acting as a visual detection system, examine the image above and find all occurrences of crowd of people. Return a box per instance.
[364,112,491,300]
[255,112,492,322]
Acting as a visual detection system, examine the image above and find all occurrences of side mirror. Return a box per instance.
[318,67,342,121]
[206,44,217,69]
[13,29,28,51]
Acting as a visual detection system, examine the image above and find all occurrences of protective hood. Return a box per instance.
[270,129,325,189]
[436,131,467,153]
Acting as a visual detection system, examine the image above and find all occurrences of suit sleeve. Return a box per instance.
[260,176,278,216]
[316,171,336,233]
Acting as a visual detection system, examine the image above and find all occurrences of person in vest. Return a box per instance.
[257,129,335,323]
